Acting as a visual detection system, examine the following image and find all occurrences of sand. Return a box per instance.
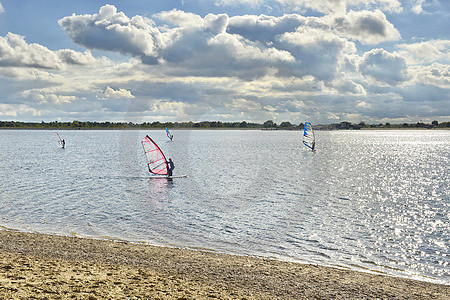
[0,230,448,299]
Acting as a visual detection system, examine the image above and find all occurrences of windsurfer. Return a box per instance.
[167,158,175,176]
[62,139,65,148]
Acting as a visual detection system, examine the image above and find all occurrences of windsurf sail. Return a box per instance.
[54,132,65,148]
[165,127,173,140]
[142,135,169,175]
[303,122,315,151]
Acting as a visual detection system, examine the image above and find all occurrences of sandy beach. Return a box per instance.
[0,230,448,299]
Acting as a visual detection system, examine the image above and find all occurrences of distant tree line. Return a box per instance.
[0,120,448,130]
[317,121,449,130]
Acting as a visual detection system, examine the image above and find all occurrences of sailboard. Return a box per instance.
[165,127,173,141]
[303,122,315,151]
[142,135,186,178]
[149,175,188,179]
[54,132,65,148]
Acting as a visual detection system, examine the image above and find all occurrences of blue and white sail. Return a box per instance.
[165,127,173,141]
[303,122,315,151]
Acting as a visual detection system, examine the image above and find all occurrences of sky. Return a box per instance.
[0,0,449,124]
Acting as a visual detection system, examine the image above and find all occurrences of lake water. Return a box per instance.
[0,129,448,284]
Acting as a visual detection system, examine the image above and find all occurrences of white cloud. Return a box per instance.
[153,9,204,27]
[100,86,135,99]
[57,5,401,86]
[21,91,78,104]
[225,98,262,111]
[0,5,448,124]
[59,6,300,80]
[0,33,108,71]
[0,2,4,14]
[228,11,400,46]
[212,0,403,14]
[58,5,164,64]
[0,104,41,116]
[277,28,356,81]
[410,63,450,89]
[56,49,97,66]
[0,33,62,69]
[227,14,306,43]
[331,78,367,95]
[395,40,450,65]
[412,0,425,14]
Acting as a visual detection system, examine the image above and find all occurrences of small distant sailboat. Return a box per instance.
[141,135,186,178]
[165,127,173,141]
[303,122,315,151]
[54,132,65,148]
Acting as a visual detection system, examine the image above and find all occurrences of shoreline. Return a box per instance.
[1,230,448,299]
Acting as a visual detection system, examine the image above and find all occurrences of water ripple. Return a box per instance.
[0,129,448,284]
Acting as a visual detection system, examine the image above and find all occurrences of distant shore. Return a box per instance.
[0,127,449,131]
[0,230,448,299]
[1,120,449,131]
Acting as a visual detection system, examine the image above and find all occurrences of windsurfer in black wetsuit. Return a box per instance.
[62,139,65,148]
[167,158,175,176]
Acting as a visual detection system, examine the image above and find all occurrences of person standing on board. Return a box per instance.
[167,158,175,176]
[62,139,65,148]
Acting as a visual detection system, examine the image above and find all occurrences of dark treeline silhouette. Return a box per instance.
[0,120,448,130]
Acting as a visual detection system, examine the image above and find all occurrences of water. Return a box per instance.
[0,129,448,284]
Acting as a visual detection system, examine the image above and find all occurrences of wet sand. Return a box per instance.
[0,230,448,299]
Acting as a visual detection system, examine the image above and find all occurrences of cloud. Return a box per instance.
[21,90,78,104]
[59,6,298,79]
[412,63,450,88]
[58,5,401,85]
[0,104,41,116]
[412,0,425,14]
[276,28,356,81]
[0,33,62,69]
[0,2,4,13]
[228,11,400,45]
[359,48,410,85]
[58,5,164,64]
[330,10,401,44]
[56,49,97,66]
[1,5,448,124]
[212,0,403,14]
[395,40,450,65]
[0,33,106,70]
[227,14,306,43]
[398,83,450,105]
[409,0,445,15]
[153,9,204,27]
[100,86,135,99]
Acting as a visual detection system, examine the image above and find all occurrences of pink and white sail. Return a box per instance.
[141,135,169,175]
